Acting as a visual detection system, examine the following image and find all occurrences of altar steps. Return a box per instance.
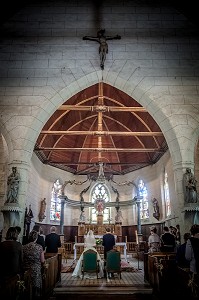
[51,284,153,300]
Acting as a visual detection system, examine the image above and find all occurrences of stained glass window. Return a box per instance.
[164,171,171,217]
[90,183,110,223]
[50,179,61,221]
[138,179,149,219]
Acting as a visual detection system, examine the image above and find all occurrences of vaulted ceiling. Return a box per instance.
[34,82,168,177]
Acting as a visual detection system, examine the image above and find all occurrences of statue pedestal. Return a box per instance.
[1,203,22,240]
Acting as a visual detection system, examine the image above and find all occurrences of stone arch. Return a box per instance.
[5,70,182,171]
[0,120,14,164]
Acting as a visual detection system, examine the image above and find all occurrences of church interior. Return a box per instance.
[0,0,199,299]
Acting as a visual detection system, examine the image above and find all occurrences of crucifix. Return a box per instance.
[83,29,121,70]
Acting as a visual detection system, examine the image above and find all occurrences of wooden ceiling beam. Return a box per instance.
[40,130,163,136]
[35,147,164,153]
[58,105,147,112]
[47,161,149,166]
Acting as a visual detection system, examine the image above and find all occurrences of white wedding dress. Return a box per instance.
[72,230,104,279]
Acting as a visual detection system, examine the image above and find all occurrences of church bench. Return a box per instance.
[0,274,20,300]
[42,253,62,298]
[144,252,177,294]
[0,268,32,300]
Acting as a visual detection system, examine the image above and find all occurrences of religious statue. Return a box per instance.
[79,210,86,223]
[115,209,123,223]
[5,166,20,204]
[152,197,160,220]
[83,29,121,70]
[24,205,34,237]
[38,198,46,222]
[94,198,105,215]
[53,179,63,196]
[183,168,198,203]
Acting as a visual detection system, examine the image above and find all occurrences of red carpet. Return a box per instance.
[121,261,137,272]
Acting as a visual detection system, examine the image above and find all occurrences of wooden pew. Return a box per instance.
[0,274,20,300]
[42,253,62,299]
[0,254,61,300]
[0,269,33,300]
[145,252,177,294]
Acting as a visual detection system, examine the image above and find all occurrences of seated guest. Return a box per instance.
[45,226,61,253]
[0,227,23,285]
[176,232,190,268]
[23,230,45,299]
[33,224,45,250]
[72,230,104,279]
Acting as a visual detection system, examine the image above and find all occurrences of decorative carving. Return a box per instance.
[64,178,88,186]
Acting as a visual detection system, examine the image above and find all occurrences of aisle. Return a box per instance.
[50,255,154,300]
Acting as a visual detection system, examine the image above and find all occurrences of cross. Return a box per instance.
[83,29,121,70]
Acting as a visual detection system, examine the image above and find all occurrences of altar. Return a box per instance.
[73,242,127,261]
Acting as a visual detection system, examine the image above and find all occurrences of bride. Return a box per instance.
[72,230,104,278]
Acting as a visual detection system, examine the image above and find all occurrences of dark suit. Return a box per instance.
[45,232,61,253]
[36,235,45,251]
[102,233,115,259]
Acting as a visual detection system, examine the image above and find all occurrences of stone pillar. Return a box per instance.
[60,197,65,235]
[135,197,142,235]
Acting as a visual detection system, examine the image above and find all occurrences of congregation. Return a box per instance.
[0,223,199,299]
[0,225,61,299]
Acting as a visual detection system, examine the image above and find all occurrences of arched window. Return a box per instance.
[164,171,171,217]
[138,179,149,219]
[50,179,62,221]
[90,183,111,223]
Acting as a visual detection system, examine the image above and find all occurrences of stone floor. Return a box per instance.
[50,254,157,300]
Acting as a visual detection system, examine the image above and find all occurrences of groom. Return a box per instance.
[102,227,116,278]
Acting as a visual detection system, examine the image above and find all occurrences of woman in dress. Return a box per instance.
[23,230,45,299]
[72,230,104,278]
[148,226,161,253]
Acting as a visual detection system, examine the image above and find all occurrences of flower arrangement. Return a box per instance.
[96,238,102,245]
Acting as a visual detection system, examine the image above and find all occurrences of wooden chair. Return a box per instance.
[105,250,121,279]
[81,249,100,279]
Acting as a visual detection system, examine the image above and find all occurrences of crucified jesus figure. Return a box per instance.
[83,29,121,70]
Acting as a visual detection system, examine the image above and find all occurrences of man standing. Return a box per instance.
[160,226,176,252]
[45,226,61,253]
[33,224,45,251]
[102,227,116,278]
[102,228,116,259]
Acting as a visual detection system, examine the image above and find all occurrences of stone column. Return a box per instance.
[135,197,142,236]
[59,197,65,235]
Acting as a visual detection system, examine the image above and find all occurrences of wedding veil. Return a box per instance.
[85,230,96,247]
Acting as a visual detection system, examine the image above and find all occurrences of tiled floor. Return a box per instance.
[49,254,161,300]
[54,254,152,291]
